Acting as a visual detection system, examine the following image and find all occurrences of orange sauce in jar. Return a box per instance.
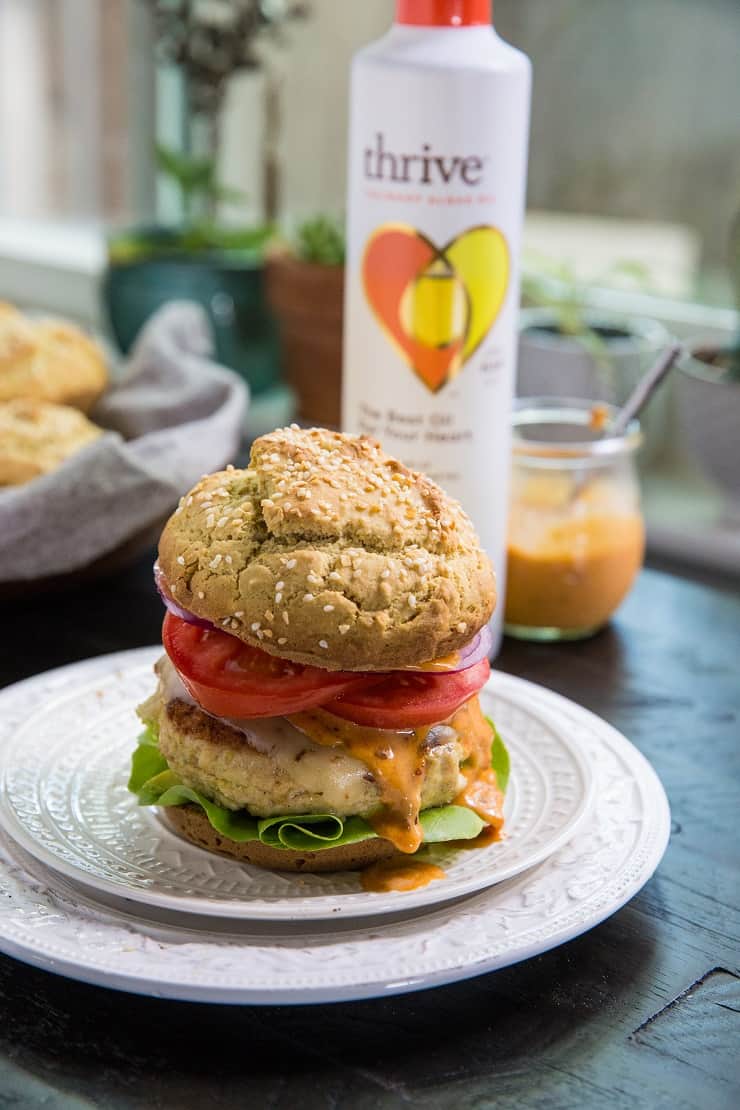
[505,472,644,633]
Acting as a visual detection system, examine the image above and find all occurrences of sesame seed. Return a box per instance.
[234,611,243,618]
[230,619,239,629]
[338,624,350,634]
[209,555,222,569]
[329,571,341,581]
[197,591,205,600]
[225,555,233,564]
[206,514,215,528]
[217,516,229,528]
[251,622,261,631]
[275,592,283,604]
[286,559,296,569]
[265,610,274,621]
[282,611,290,625]
[276,580,285,590]
[318,640,328,649]
[408,594,417,609]
[263,629,273,638]
[303,593,314,602]
[323,604,334,612]
[176,555,185,566]
[457,622,467,633]
[226,463,234,471]
[283,503,292,511]
[262,499,274,509]
[380,569,390,579]
[277,637,287,645]
[256,630,264,640]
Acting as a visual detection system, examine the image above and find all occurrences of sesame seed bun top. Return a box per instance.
[157,425,495,671]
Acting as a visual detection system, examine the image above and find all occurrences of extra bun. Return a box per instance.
[0,398,102,486]
[165,805,396,872]
[0,302,107,412]
[158,426,495,670]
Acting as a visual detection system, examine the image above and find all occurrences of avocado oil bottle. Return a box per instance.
[342,0,531,652]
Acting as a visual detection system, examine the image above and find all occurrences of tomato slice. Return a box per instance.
[322,658,490,729]
[161,612,377,719]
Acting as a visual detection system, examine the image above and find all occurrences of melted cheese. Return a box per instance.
[289,695,497,854]
[288,708,431,853]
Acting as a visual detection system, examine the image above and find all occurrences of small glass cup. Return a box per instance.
[504,398,645,642]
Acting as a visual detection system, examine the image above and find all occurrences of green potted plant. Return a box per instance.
[518,258,670,457]
[102,0,308,399]
[265,215,345,426]
[675,205,740,501]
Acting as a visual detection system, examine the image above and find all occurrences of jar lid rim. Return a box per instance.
[512,398,642,459]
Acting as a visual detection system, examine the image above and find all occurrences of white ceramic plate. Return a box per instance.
[0,651,670,1004]
[0,649,592,921]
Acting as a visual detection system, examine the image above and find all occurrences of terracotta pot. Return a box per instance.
[265,255,344,427]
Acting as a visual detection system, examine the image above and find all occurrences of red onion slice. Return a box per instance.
[153,562,215,630]
[400,625,492,673]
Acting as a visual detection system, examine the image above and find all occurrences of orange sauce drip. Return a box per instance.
[450,697,495,774]
[289,696,504,856]
[361,859,446,893]
[401,651,462,673]
[448,825,503,851]
[455,768,505,831]
[288,708,431,853]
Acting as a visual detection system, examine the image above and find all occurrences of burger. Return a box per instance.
[130,426,509,875]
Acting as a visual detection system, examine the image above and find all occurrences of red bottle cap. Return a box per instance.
[396,0,492,26]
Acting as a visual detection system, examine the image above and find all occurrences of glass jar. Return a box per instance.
[504,398,645,641]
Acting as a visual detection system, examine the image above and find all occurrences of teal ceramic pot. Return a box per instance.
[102,230,280,397]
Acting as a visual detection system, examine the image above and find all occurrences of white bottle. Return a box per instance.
[342,0,531,653]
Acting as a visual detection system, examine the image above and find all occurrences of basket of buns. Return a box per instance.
[0,300,247,592]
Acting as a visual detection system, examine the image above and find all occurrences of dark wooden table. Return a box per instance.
[1,554,738,1109]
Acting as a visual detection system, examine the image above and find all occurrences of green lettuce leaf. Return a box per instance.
[419,805,485,842]
[128,719,509,852]
[488,718,510,794]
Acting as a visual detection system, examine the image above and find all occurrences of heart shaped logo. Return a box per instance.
[362,223,509,393]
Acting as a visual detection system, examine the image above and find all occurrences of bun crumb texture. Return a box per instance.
[158,425,495,671]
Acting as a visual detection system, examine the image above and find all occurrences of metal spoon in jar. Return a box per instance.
[610,341,685,437]
[571,341,685,498]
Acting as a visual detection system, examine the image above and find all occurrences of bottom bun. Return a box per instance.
[164,805,396,873]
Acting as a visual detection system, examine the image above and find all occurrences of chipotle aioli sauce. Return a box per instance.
[290,696,505,892]
[505,470,644,633]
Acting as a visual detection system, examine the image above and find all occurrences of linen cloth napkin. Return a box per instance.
[0,301,248,582]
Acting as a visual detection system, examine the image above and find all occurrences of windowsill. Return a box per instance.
[0,218,105,326]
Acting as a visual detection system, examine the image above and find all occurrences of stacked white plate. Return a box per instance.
[0,648,669,1004]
